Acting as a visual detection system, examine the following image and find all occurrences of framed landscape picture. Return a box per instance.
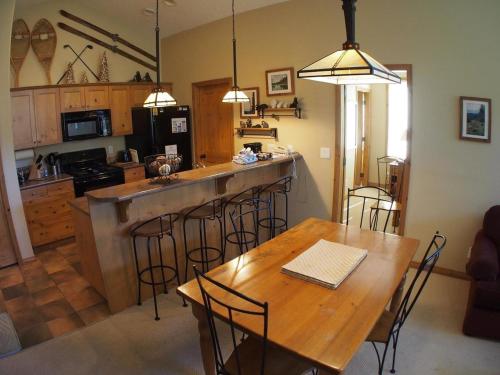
[266,67,295,96]
[240,87,259,118]
[460,97,491,142]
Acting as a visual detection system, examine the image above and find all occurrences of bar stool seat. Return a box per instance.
[258,176,292,240]
[181,201,223,220]
[130,213,183,320]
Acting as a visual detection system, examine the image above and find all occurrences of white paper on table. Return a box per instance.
[281,239,368,289]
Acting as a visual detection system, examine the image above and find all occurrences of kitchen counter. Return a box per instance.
[110,162,144,170]
[19,174,73,190]
[79,154,302,313]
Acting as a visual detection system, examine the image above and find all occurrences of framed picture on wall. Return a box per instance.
[460,96,491,143]
[240,87,260,118]
[266,67,295,96]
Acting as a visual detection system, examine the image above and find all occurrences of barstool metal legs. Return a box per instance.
[146,237,160,321]
[132,236,142,306]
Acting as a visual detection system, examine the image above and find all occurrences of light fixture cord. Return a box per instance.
[155,0,161,87]
[232,0,238,90]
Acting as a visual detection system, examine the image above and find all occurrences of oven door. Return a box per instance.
[62,115,102,142]
[73,174,125,197]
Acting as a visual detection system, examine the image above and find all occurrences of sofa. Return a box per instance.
[463,205,500,340]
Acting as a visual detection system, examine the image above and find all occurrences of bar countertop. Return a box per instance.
[85,154,300,203]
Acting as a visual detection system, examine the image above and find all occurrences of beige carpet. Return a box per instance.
[0,271,499,374]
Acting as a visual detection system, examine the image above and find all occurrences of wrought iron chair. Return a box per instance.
[346,186,394,233]
[257,176,292,240]
[367,232,447,374]
[193,267,312,374]
[223,187,271,255]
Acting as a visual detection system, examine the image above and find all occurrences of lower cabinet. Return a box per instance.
[124,165,145,183]
[21,180,76,247]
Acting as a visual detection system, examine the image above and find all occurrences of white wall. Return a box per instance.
[1,0,33,260]
[368,85,388,184]
[163,0,500,273]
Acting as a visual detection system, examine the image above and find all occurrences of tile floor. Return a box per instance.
[0,239,111,349]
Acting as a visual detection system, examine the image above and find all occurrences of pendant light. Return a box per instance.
[222,0,249,103]
[297,0,400,85]
[144,0,177,108]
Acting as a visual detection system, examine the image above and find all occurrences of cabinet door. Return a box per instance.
[124,166,145,183]
[109,85,132,136]
[85,86,109,109]
[129,84,154,107]
[11,90,37,150]
[60,86,86,112]
[34,88,61,146]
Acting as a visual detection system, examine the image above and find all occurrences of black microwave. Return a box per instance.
[61,109,112,142]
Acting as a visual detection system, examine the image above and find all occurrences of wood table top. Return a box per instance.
[177,218,420,373]
[85,154,300,202]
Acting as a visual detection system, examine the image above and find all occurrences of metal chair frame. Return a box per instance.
[183,198,225,282]
[370,232,447,374]
[130,212,182,320]
[346,186,394,233]
[194,266,269,375]
[376,155,405,200]
[257,176,292,240]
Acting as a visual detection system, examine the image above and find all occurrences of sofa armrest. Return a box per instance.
[467,231,499,281]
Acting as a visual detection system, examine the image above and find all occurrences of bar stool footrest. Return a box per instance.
[187,247,223,264]
[139,265,178,286]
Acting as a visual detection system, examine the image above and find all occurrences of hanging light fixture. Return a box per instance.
[297,0,400,85]
[222,0,249,103]
[144,0,177,108]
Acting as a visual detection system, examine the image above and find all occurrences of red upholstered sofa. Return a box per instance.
[463,206,500,340]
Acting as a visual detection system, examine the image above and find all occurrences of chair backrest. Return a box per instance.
[346,185,394,231]
[194,267,269,375]
[258,176,292,195]
[483,205,500,249]
[376,156,406,201]
[184,197,225,220]
[391,232,447,333]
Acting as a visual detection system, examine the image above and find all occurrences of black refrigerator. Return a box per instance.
[126,106,193,172]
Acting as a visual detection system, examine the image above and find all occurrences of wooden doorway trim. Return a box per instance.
[332,64,413,234]
[192,78,233,165]
[353,90,371,187]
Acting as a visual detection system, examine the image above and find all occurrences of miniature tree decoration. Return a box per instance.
[63,62,75,84]
[98,51,110,82]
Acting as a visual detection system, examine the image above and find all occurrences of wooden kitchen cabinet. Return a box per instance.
[21,179,75,247]
[128,83,172,107]
[124,165,145,183]
[109,85,132,136]
[11,89,37,150]
[33,88,61,146]
[85,85,109,109]
[59,86,86,112]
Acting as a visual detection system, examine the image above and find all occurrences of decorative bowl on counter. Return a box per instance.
[144,154,183,177]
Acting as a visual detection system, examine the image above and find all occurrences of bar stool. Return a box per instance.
[182,198,225,281]
[223,187,270,255]
[130,213,183,321]
[258,176,292,239]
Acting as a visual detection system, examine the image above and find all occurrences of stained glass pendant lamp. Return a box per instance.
[222,0,249,103]
[144,0,177,107]
[297,0,400,85]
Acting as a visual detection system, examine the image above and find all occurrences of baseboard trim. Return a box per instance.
[410,261,470,281]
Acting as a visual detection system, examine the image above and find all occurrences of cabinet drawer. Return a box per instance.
[21,185,48,201]
[24,197,72,223]
[21,180,74,205]
[47,180,74,197]
[29,215,74,246]
[124,166,145,183]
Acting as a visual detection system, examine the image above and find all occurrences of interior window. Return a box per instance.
[387,72,408,159]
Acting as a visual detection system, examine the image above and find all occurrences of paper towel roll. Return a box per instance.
[15,149,34,161]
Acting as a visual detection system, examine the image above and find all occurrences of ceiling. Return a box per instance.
[15,0,290,37]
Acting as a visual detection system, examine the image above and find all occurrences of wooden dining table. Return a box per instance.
[177,217,420,374]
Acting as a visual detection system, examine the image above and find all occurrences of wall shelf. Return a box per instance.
[237,127,278,139]
[258,107,302,121]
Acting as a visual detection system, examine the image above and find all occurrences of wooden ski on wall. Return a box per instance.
[57,22,157,72]
[59,10,156,62]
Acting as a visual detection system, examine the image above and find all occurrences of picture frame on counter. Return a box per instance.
[240,87,260,118]
[459,96,491,143]
[266,67,295,96]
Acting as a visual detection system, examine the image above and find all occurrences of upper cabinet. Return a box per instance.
[109,85,132,136]
[129,84,154,107]
[11,88,61,150]
[85,86,109,110]
[59,86,86,112]
[11,90,37,150]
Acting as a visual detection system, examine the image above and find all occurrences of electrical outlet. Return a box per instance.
[107,145,114,155]
[320,147,331,159]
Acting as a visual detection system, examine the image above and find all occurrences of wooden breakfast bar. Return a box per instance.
[69,155,300,313]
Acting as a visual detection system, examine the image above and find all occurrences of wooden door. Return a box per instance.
[353,91,370,186]
[192,78,234,165]
[60,86,86,112]
[0,153,18,267]
[34,88,61,146]
[109,85,132,136]
[85,85,109,109]
[11,90,37,150]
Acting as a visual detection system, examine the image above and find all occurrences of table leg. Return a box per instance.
[192,303,215,375]
[390,272,407,313]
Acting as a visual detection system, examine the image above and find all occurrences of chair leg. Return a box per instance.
[183,218,190,283]
[170,233,187,307]
[390,330,401,373]
[147,237,160,321]
[132,236,142,306]
[217,216,224,263]
[284,191,289,231]
[157,236,168,294]
[272,192,277,238]
[200,219,208,273]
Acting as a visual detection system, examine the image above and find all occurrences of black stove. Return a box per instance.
[59,148,124,197]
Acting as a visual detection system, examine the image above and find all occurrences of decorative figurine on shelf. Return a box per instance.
[261,121,269,128]
[143,72,153,82]
[130,71,142,82]
[79,71,89,84]
[290,97,299,108]
[62,62,75,84]
[97,51,110,82]
[245,118,253,128]
[271,99,278,108]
